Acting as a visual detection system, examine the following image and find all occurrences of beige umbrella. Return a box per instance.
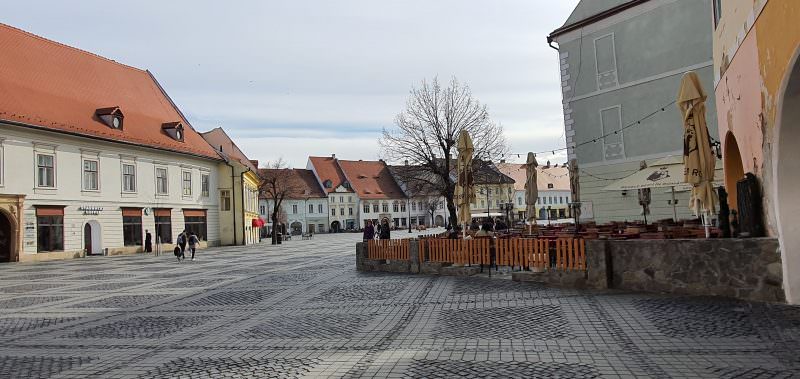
[524,153,538,222]
[455,130,475,234]
[678,71,716,217]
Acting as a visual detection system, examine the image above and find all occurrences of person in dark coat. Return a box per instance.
[144,230,152,253]
[379,220,391,240]
[363,220,375,241]
[177,230,187,255]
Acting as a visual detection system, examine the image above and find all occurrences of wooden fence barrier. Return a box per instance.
[367,239,410,260]
[422,239,490,265]
[495,238,550,269]
[554,238,586,271]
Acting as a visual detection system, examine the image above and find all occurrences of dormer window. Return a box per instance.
[161,122,185,142]
[96,107,124,130]
[547,183,554,189]
[324,180,332,188]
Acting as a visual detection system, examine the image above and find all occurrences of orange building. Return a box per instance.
[712,0,800,303]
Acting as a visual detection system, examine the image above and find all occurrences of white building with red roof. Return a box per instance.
[0,24,223,261]
[258,168,329,235]
[307,155,424,231]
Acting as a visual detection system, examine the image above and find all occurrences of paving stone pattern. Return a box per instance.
[0,231,798,378]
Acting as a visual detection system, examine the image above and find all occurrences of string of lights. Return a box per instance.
[578,169,638,181]
[503,99,679,160]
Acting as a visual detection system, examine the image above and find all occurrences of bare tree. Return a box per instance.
[381,77,507,226]
[259,158,303,245]
[426,197,440,226]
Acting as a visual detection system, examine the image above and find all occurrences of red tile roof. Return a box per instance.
[337,160,406,199]
[0,23,220,160]
[258,168,326,199]
[201,128,259,172]
[308,156,350,194]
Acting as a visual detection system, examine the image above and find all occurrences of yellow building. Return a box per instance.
[712,0,800,303]
[201,128,262,246]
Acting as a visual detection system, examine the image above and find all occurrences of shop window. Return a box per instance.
[154,210,172,243]
[122,213,142,246]
[36,207,64,252]
[184,211,207,241]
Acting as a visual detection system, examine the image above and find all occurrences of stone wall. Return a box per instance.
[587,238,784,303]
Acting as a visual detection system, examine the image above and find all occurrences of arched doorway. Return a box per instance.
[330,221,341,233]
[290,221,302,235]
[0,211,13,263]
[83,221,102,256]
[434,215,445,227]
[724,132,746,211]
[774,48,800,304]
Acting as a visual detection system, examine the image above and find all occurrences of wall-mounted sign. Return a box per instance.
[79,206,103,215]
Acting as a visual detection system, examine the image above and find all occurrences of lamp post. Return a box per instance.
[547,206,552,226]
[407,197,412,233]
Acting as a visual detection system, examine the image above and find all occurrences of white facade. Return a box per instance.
[260,197,328,235]
[327,186,358,231]
[0,125,221,261]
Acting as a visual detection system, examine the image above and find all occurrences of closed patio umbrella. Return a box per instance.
[455,130,475,236]
[678,71,716,235]
[524,152,538,223]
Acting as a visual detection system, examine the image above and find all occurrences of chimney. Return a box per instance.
[332,153,336,159]
[219,145,223,152]
[500,159,506,163]
[404,159,409,166]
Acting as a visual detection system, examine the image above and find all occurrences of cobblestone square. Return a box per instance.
[0,232,798,378]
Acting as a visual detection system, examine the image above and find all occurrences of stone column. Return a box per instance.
[586,240,610,289]
[409,239,420,274]
[355,242,367,271]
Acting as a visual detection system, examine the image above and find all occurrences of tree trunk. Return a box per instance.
[271,212,278,245]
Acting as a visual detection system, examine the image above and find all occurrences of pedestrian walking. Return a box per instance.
[379,219,391,240]
[144,230,152,253]
[363,220,375,241]
[173,244,184,261]
[177,231,187,256]
[188,232,199,261]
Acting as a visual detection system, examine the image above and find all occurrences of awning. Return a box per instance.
[252,218,265,227]
[470,212,503,218]
[603,156,722,191]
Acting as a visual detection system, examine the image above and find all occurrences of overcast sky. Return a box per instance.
[1,0,579,168]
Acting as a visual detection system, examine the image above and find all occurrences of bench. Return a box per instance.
[302,233,313,240]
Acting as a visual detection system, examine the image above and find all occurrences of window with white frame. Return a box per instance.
[601,106,625,160]
[373,204,379,213]
[220,190,231,211]
[393,202,399,212]
[400,202,406,212]
[594,33,619,90]
[411,202,416,211]
[382,203,389,213]
[363,203,370,213]
[36,153,55,188]
[292,204,298,214]
[331,208,336,216]
[318,204,323,213]
[155,167,168,194]
[182,171,192,196]
[122,163,136,192]
[83,159,99,191]
[201,174,209,197]
[309,204,314,213]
